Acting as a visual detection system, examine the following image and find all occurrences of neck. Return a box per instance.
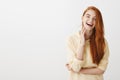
[85,30,93,40]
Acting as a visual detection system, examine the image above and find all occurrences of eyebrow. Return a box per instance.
[85,13,96,18]
[86,14,90,16]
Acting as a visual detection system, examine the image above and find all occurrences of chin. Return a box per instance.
[85,26,93,30]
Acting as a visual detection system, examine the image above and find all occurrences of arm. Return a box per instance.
[76,45,85,60]
[80,39,109,75]
[66,65,104,75]
[80,67,104,75]
[76,28,86,60]
[67,39,109,75]
[66,36,85,73]
[66,29,86,73]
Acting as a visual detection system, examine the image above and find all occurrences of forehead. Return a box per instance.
[85,9,96,17]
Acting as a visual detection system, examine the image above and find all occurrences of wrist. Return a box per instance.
[76,54,83,60]
[80,44,85,47]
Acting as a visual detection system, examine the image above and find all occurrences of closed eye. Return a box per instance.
[86,14,90,18]
[93,17,96,21]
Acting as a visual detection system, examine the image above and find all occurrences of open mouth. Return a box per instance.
[86,23,93,27]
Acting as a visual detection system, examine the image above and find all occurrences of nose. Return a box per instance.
[88,18,93,23]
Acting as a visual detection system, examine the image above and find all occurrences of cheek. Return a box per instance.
[82,18,87,23]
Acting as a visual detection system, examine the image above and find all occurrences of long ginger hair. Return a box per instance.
[82,6,105,65]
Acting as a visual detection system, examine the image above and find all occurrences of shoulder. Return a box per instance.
[67,31,80,43]
[104,38,109,48]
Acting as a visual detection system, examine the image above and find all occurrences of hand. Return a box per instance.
[65,64,79,73]
[80,27,86,46]
[65,63,72,71]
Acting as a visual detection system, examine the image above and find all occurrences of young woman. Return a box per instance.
[66,6,109,80]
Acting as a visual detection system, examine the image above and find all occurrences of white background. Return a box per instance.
[0,0,120,80]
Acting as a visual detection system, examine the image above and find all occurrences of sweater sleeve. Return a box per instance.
[97,40,110,71]
[66,36,84,72]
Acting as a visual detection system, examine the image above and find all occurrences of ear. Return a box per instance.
[81,16,84,25]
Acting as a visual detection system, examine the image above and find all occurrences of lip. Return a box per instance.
[86,23,93,27]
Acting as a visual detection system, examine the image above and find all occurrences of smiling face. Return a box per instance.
[82,9,96,31]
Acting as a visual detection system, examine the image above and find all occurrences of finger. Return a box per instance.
[65,63,69,66]
[83,27,86,35]
[66,65,71,71]
[66,64,72,70]
[66,64,70,68]
[81,27,85,34]
[81,27,86,35]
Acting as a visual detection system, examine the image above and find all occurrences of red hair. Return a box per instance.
[82,6,105,65]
